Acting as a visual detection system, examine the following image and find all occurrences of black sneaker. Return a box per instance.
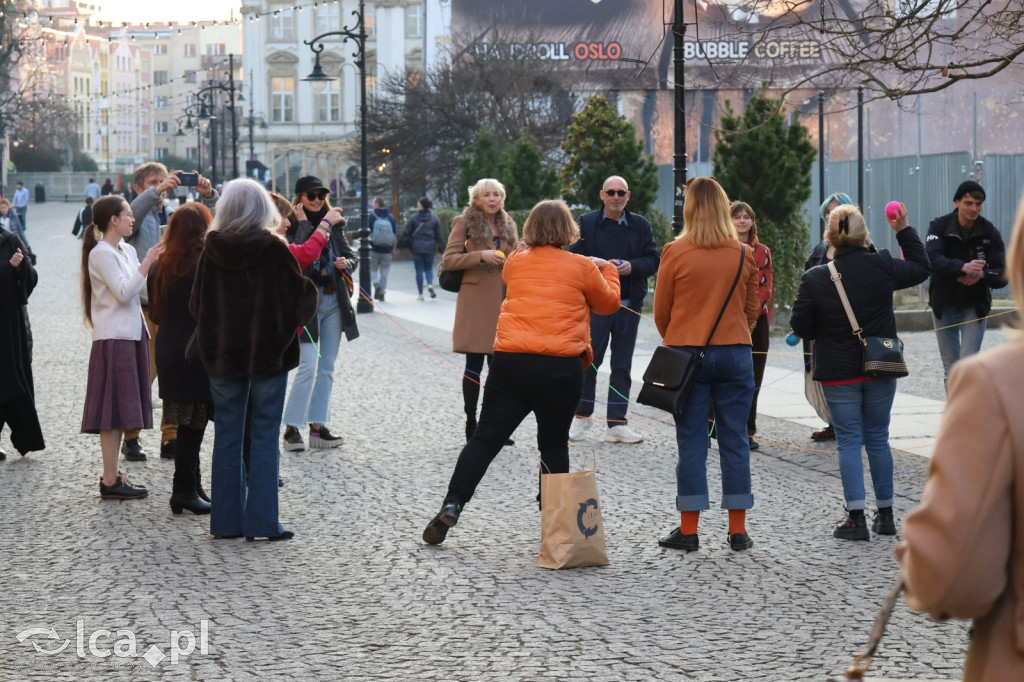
[309,424,343,449]
[833,513,870,541]
[373,286,382,301]
[121,437,146,461]
[160,439,177,459]
[100,473,149,500]
[872,508,897,536]
[428,286,437,299]
[658,527,699,552]
[282,426,305,452]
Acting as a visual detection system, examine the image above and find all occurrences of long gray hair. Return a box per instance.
[210,178,281,236]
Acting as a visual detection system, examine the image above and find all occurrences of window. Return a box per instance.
[364,14,374,38]
[155,121,169,133]
[318,82,341,123]
[406,3,423,38]
[269,9,294,41]
[271,77,294,122]
[154,96,168,109]
[184,43,197,57]
[152,43,167,55]
[153,70,168,85]
[206,43,226,56]
[186,147,198,160]
[316,3,340,33]
[155,147,168,159]
[185,70,197,84]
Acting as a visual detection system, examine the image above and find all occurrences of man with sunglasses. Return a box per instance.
[568,176,660,443]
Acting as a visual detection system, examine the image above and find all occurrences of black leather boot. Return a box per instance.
[172,425,211,515]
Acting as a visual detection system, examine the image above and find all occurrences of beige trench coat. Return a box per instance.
[896,340,1024,681]
[442,216,516,354]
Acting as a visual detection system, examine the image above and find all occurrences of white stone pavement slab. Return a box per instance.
[375,260,945,458]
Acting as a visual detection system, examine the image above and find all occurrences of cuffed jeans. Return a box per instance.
[411,252,435,294]
[283,289,341,428]
[444,352,581,507]
[674,345,755,511]
[822,378,897,511]
[575,305,637,426]
[932,305,986,382]
[370,251,391,293]
[208,372,288,538]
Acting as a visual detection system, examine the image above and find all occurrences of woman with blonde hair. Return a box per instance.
[654,177,759,553]
[423,199,621,545]
[441,178,520,443]
[791,203,929,540]
[897,191,1024,679]
[80,196,164,499]
[190,179,318,541]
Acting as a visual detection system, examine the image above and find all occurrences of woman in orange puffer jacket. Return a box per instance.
[423,199,622,546]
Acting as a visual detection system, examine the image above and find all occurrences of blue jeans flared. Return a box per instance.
[822,378,897,510]
[283,289,342,428]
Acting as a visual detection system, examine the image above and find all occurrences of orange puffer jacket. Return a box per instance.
[493,246,621,368]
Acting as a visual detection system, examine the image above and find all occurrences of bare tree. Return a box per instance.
[683,0,1024,101]
[361,26,574,206]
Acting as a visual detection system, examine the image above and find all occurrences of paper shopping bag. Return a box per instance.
[537,470,609,569]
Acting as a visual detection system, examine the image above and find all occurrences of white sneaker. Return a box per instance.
[568,417,591,441]
[604,425,643,443]
[416,294,425,301]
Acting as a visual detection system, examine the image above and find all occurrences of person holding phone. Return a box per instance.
[280,176,358,453]
[124,163,218,463]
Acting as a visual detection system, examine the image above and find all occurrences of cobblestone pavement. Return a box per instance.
[1,202,971,680]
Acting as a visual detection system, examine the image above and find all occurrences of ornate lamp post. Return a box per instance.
[302,0,372,313]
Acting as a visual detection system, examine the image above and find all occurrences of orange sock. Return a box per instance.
[728,509,747,536]
[680,511,700,535]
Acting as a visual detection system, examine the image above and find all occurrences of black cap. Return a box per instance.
[954,180,985,202]
[295,175,328,196]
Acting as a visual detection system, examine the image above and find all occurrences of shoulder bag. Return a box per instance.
[827,261,909,378]
[437,242,466,293]
[637,245,746,415]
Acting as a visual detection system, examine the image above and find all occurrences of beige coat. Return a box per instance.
[442,216,516,354]
[896,340,1024,681]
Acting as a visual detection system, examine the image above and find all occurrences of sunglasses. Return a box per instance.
[306,191,328,200]
[603,189,628,197]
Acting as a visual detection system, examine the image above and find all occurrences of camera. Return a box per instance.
[177,172,199,187]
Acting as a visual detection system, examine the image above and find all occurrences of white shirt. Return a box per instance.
[88,239,148,341]
[12,187,29,209]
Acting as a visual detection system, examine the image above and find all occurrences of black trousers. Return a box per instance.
[748,313,770,435]
[445,352,583,507]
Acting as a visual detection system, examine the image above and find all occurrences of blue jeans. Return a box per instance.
[208,372,288,538]
[932,306,986,382]
[14,206,27,230]
[822,379,897,511]
[674,345,755,511]
[411,252,435,294]
[283,289,341,428]
[576,305,638,426]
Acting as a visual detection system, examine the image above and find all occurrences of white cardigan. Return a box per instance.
[88,239,148,341]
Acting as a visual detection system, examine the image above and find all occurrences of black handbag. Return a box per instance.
[827,262,909,379]
[637,245,746,415]
[437,243,465,293]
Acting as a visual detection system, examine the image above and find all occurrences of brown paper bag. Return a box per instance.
[537,470,609,569]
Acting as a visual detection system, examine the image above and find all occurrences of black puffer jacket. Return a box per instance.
[790,227,930,382]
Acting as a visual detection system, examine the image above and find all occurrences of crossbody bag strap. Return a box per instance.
[826,261,867,346]
[701,244,747,352]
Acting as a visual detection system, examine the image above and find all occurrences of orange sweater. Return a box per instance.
[654,236,759,346]
[493,246,620,367]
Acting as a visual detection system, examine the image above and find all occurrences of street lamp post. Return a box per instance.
[302,0,372,313]
[192,77,240,185]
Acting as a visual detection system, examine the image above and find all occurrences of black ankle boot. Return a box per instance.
[170,493,212,515]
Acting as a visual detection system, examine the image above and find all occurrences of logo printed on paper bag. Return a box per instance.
[576,499,600,538]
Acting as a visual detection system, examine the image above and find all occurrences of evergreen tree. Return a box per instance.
[713,88,816,308]
[559,95,658,216]
[457,127,504,207]
[503,135,559,211]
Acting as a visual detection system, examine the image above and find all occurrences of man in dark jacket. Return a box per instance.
[926,181,1006,384]
[567,175,660,444]
[369,196,397,301]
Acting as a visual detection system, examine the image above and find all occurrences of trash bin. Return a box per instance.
[34,183,46,204]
